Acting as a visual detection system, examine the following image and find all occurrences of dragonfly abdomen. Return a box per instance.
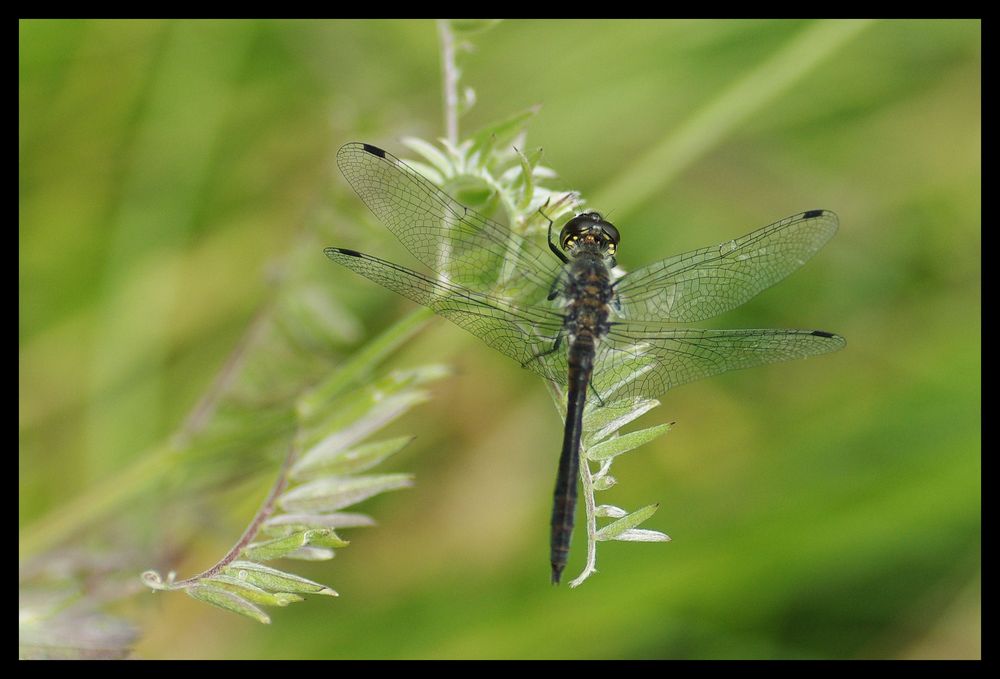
[550,334,597,584]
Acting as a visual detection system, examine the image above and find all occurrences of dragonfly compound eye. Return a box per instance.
[560,212,619,251]
[600,221,620,248]
[560,214,596,250]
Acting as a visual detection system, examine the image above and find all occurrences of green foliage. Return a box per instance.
[139,356,445,623]
[20,19,980,658]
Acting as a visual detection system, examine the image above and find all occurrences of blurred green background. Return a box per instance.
[19,19,980,659]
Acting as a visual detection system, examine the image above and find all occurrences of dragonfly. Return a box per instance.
[326,141,846,584]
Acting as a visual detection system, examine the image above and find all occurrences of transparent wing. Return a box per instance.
[325,247,568,384]
[589,325,846,406]
[337,142,562,306]
[613,210,839,323]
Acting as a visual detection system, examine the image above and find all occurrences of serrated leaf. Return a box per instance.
[595,504,660,541]
[400,136,454,177]
[293,435,414,480]
[242,529,348,562]
[201,575,304,607]
[583,399,660,445]
[279,474,413,513]
[614,528,672,542]
[222,561,337,597]
[187,585,271,624]
[587,423,671,461]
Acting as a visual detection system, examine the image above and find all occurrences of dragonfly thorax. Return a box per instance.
[560,212,620,258]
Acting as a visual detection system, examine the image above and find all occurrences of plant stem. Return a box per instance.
[569,447,599,588]
[438,19,459,146]
[169,443,297,587]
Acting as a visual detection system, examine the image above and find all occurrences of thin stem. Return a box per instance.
[169,443,297,587]
[569,449,599,588]
[438,19,459,146]
[177,305,271,445]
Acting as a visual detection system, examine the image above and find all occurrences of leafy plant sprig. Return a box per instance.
[142,362,446,623]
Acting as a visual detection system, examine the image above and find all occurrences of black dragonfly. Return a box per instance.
[326,142,846,584]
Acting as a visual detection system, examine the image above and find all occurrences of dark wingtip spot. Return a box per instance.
[335,248,362,258]
[803,209,825,219]
[811,330,836,338]
[362,143,386,158]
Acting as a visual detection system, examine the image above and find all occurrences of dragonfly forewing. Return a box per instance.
[613,210,839,323]
[325,247,568,385]
[336,142,561,306]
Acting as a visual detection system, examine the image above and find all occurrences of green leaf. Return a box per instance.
[279,474,414,513]
[283,546,336,561]
[292,435,415,480]
[400,136,454,177]
[297,392,430,465]
[587,423,672,461]
[263,512,375,533]
[442,174,496,212]
[295,312,435,418]
[592,475,617,491]
[201,575,304,607]
[595,504,660,542]
[513,147,536,211]
[400,159,445,186]
[614,528,671,543]
[595,504,627,518]
[187,585,271,624]
[583,399,660,445]
[470,105,541,159]
[241,528,349,561]
[222,561,338,597]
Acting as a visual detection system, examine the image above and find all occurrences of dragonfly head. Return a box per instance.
[560,212,620,257]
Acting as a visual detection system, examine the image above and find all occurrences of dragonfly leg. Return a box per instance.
[547,271,566,301]
[522,334,563,369]
[539,203,570,264]
[588,381,606,408]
